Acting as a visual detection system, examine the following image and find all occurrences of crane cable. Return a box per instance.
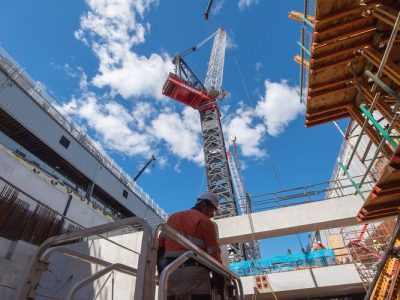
[179,30,218,57]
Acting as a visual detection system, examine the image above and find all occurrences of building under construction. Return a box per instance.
[291,0,400,298]
[0,0,399,299]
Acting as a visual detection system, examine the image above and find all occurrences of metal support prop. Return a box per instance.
[345,10,400,169]
[345,92,381,169]
[339,162,366,201]
[299,27,305,101]
[359,104,398,148]
[301,15,314,28]
[297,90,307,107]
[297,40,311,56]
[365,217,400,299]
[358,103,400,188]
[365,70,400,102]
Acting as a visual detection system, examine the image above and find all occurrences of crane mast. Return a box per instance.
[162,28,259,262]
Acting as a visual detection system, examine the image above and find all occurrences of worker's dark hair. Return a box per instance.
[193,199,214,210]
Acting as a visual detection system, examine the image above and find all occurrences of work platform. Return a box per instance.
[215,194,364,245]
[241,264,363,299]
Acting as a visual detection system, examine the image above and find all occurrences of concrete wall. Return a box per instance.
[0,231,144,300]
[241,264,364,299]
[0,145,110,228]
[216,194,365,245]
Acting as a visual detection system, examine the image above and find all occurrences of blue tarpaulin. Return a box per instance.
[230,249,336,276]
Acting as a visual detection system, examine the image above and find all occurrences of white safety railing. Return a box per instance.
[16,217,154,300]
[0,45,167,221]
[155,224,244,300]
[16,217,244,299]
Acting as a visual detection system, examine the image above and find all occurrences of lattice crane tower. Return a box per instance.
[163,28,236,216]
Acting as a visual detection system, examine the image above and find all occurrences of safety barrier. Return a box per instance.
[16,217,244,299]
[16,217,153,299]
[155,224,244,300]
[230,249,337,276]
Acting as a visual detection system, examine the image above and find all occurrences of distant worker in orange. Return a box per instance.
[160,192,221,299]
[313,241,326,251]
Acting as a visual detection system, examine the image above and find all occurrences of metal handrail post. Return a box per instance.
[16,217,152,300]
[158,251,193,300]
[154,224,244,299]
[358,103,400,188]
[66,263,137,300]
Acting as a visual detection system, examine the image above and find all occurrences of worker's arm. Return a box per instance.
[199,218,222,263]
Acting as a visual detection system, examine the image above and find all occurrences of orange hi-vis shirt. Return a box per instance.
[163,209,222,263]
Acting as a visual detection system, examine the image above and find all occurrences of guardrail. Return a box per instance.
[16,217,154,299]
[16,217,244,299]
[155,223,244,300]
[217,175,374,219]
[0,45,167,221]
[230,249,341,277]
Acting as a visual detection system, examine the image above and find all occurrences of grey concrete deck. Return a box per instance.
[241,264,364,299]
[216,194,364,245]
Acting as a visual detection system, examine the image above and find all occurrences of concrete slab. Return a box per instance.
[241,264,364,299]
[216,195,364,245]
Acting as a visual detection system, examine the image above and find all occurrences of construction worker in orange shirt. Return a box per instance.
[158,191,221,300]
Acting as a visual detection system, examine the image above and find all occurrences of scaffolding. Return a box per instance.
[291,0,400,298]
[342,222,394,291]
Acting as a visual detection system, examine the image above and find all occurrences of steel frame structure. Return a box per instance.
[200,108,236,216]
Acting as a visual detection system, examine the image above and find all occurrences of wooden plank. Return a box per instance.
[327,235,350,265]
[314,27,375,50]
[315,2,378,26]
[314,16,375,43]
[305,111,349,127]
[309,76,355,93]
[309,84,356,98]
[294,55,309,68]
[310,56,360,74]
[311,41,370,62]
[288,11,315,23]
[362,47,400,86]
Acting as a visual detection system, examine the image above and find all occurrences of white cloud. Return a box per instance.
[226,34,238,50]
[238,0,259,10]
[151,107,204,164]
[63,93,153,156]
[256,80,304,136]
[224,106,266,158]
[75,0,173,100]
[212,0,225,15]
[255,62,262,72]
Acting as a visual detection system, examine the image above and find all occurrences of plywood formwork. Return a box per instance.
[358,145,400,221]
[305,0,398,128]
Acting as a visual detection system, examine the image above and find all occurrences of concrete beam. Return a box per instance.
[216,195,364,245]
[241,264,364,299]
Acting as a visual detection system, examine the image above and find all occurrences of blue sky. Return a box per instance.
[0,0,346,256]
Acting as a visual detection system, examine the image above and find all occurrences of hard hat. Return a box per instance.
[197,192,219,209]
